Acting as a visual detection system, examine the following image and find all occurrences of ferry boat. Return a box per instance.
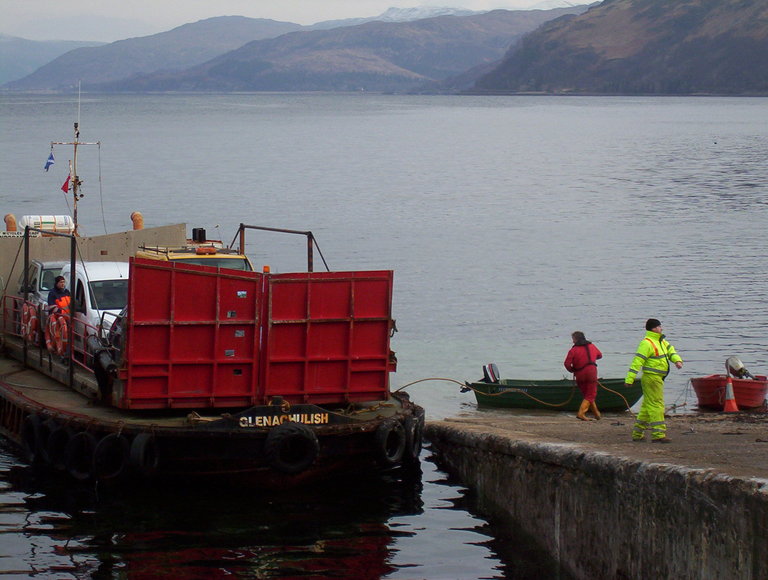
[0,122,423,487]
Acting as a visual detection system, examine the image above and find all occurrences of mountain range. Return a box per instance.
[4,0,768,95]
[103,9,586,93]
[0,35,103,85]
[474,0,768,95]
[1,6,587,93]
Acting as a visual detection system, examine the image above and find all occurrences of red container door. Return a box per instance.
[262,270,395,405]
[120,258,263,409]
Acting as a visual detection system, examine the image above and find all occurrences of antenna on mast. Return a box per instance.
[50,82,99,236]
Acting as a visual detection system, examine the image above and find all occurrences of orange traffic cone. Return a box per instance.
[723,376,739,413]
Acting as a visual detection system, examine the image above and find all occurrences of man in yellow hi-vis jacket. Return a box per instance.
[625,318,683,443]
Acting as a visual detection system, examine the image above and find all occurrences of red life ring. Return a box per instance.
[45,314,69,357]
[21,303,39,344]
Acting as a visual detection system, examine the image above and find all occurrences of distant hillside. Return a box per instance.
[98,8,586,93]
[474,0,768,95]
[0,35,103,85]
[4,16,302,91]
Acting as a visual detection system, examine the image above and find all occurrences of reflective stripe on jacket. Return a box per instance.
[625,331,682,384]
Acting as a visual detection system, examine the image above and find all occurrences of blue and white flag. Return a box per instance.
[44,152,55,171]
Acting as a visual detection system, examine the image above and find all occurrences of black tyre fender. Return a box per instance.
[93,433,130,482]
[47,426,74,472]
[403,415,423,463]
[264,422,319,475]
[375,419,406,466]
[37,418,59,465]
[129,433,160,479]
[65,431,97,481]
[21,413,42,464]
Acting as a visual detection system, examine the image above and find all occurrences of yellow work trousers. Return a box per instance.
[632,373,666,440]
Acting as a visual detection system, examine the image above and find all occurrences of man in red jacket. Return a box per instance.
[564,331,603,421]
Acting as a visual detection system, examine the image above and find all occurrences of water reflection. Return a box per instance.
[0,439,568,579]
[3,453,421,579]
[426,452,572,580]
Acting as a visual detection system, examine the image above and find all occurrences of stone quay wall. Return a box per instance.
[425,421,768,580]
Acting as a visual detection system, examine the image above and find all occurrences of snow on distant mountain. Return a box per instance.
[308,6,479,30]
[529,0,593,9]
[376,6,478,21]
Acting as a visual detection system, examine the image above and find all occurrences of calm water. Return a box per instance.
[1,93,768,578]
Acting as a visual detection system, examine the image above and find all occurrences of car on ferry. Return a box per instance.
[16,259,69,308]
[59,261,129,339]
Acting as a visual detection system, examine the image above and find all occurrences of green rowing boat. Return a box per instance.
[466,378,642,411]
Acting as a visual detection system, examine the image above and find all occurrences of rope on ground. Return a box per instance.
[596,380,636,417]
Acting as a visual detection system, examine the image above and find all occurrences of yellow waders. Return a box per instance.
[632,372,666,440]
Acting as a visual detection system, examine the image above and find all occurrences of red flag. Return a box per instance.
[61,175,70,193]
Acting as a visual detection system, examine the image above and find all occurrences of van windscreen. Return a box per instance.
[89,279,129,310]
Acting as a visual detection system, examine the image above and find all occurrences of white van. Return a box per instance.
[59,261,129,338]
[17,259,69,307]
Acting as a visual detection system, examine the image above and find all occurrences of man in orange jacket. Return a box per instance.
[625,318,683,442]
[47,275,71,315]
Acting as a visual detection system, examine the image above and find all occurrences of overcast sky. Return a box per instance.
[1,0,590,42]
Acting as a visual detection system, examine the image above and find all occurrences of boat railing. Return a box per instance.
[0,294,23,336]
[1,292,119,385]
[230,224,330,273]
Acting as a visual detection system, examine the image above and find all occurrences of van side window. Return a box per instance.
[75,280,87,314]
[41,270,57,291]
[18,265,38,294]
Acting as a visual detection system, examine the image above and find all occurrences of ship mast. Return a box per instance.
[51,90,99,236]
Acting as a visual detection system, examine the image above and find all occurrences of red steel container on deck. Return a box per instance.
[115,258,396,409]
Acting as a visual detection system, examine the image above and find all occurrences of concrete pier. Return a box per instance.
[425,412,768,579]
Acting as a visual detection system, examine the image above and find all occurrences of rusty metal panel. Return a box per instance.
[119,259,394,409]
[262,270,394,405]
[120,258,262,409]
